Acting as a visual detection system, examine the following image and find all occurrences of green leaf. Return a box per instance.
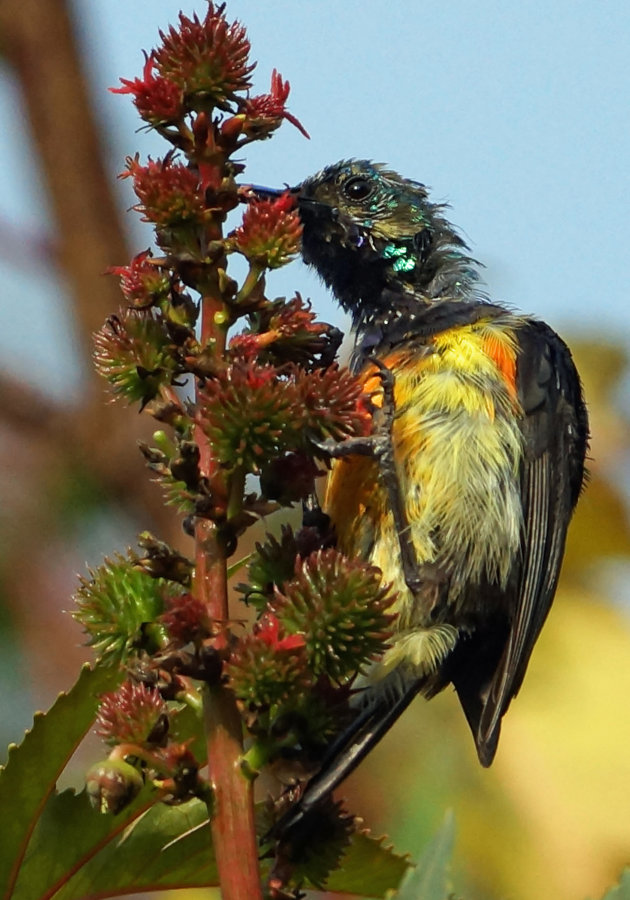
[12,791,216,900]
[595,869,630,900]
[394,810,455,900]
[325,830,410,898]
[0,664,122,900]
[227,553,252,579]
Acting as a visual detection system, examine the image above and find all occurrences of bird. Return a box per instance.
[253,160,589,830]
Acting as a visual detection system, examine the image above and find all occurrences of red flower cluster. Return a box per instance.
[111,54,183,125]
[123,154,208,228]
[231,195,302,268]
[108,249,170,308]
[242,69,310,139]
[153,5,253,100]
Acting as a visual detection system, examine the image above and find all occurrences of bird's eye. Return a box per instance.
[342,176,374,202]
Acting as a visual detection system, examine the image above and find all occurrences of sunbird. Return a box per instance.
[254,160,588,828]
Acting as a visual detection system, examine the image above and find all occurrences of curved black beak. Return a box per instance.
[246,184,299,201]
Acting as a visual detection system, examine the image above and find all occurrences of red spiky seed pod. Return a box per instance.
[160,592,211,645]
[296,364,373,443]
[108,249,171,309]
[241,69,309,139]
[123,154,209,229]
[96,680,168,747]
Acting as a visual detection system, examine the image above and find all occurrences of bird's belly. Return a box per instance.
[324,327,524,673]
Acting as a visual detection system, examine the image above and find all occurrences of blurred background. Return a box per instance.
[1,1,629,898]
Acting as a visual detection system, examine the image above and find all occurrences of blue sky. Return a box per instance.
[1,0,629,396]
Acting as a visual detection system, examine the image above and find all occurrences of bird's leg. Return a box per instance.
[311,359,423,597]
[370,359,423,597]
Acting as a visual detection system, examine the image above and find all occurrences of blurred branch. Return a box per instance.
[0,0,179,538]
[0,0,127,346]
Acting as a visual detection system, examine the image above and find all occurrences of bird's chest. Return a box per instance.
[324,321,524,623]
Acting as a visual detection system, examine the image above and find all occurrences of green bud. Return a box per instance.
[86,758,144,815]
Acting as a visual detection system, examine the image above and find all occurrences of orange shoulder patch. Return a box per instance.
[481,333,518,400]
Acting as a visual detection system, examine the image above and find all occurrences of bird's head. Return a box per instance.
[250,159,480,331]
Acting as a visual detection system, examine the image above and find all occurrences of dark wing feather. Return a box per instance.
[269,669,424,837]
[475,321,588,762]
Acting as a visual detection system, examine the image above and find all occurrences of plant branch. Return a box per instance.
[194,286,262,897]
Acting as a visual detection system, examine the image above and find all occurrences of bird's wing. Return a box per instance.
[475,320,588,762]
[269,668,424,837]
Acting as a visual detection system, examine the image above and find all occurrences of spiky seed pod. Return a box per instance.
[124,155,209,229]
[93,308,178,405]
[240,69,309,140]
[153,5,254,103]
[196,361,303,472]
[273,549,397,681]
[96,680,168,747]
[73,553,182,663]
[111,55,184,127]
[237,526,301,611]
[296,364,373,444]
[231,195,302,269]
[86,758,144,815]
[160,592,211,645]
[230,294,336,368]
[274,797,354,892]
[260,452,321,506]
[108,249,171,308]
[225,614,309,715]
[268,686,337,751]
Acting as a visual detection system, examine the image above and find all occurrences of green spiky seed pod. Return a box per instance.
[276,797,354,891]
[225,614,309,716]
[73,553,182,663]
[273,549,397,681]
[237,526,301,611]
[196,361,304,472]
[93,308,178,406]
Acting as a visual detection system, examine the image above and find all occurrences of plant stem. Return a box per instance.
[203,680,262,900]
[195,290,263,900]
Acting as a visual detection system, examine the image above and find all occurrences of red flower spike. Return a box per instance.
[153,5,254,103]
[96,680,168,747]
[231,196,302,268]
[242,69,309,139]
[111,53,183,125]
[108,249,171,308]
[123,155,208,228]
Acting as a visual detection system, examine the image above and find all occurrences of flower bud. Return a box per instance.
[86,758,144,815]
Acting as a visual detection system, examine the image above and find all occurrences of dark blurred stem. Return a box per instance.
[195,292,262,899]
